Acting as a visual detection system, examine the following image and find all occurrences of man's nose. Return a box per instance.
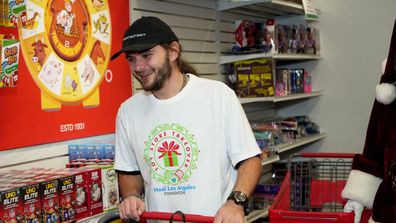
[133,57,146,71]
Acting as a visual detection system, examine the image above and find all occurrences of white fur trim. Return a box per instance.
[341,170,382,208]
[381,58,387,75]
[376,83,396,105]
[369,216,380,223]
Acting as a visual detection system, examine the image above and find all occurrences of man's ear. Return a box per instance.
[168,41,180,62]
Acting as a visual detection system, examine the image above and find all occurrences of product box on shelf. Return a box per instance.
[1,0,27,27]
[275,68,305,96]
[68,141,115,164]
[85,164,119,212]
[69,167,103,220]
[0,35,20,88]
[58,174,76,223]
[40,178,60,223]
[0,186,23,223]
[20,182,41,223]
[233,19,275,54]
[234,58,274,97]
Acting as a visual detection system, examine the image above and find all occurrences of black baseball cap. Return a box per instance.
[111,16,179,60]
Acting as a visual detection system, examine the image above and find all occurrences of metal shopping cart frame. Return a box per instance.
[97,210,214,223]
[269,153,371,223]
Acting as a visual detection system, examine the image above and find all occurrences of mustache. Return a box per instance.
[134,69,154,76]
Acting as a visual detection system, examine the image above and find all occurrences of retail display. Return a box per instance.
[18,0,112,111]
[218,1,325,221]
[0,34,20,88]
[0,167,116,222]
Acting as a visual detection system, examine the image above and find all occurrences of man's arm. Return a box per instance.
[117,172,146,220]
[214,156,262,223]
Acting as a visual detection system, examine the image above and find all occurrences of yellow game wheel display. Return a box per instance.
[19,0,111,111]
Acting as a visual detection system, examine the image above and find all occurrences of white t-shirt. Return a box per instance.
[115,74,261,216]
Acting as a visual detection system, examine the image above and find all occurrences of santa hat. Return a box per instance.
[376,19,396,105]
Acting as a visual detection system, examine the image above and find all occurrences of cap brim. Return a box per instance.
[110,43,157,60]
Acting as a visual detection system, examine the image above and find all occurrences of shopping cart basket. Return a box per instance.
[98,210,214,223]
[269,153,371,223]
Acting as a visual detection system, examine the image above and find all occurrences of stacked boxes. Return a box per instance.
[68,141,115,165]
[275,68,307,96]
[0,167,104,222]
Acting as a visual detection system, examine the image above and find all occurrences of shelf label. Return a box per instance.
[302,0,319,20]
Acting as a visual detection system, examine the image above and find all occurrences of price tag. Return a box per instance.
[302,0,319,20]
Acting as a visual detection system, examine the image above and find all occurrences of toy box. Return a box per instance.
[70,168,103,220]
[234,58,274,97]
[58,174,76,223]
[0,35,20,88]
[40,178,60,223]
[87,168,103,217]
[71,168,90,220]
[20,182,41,223]
[86,165,119,212]
[0,186,23,223]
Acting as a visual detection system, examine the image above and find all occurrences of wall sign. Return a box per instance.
[0,0,132,150]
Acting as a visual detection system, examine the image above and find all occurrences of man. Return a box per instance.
[111,16,262,223]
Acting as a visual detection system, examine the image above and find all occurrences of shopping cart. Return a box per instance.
[269,153,371,223]
[97,210,214,223]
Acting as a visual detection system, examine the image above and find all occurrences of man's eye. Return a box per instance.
[142,53,151,59]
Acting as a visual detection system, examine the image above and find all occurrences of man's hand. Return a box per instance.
[118,195,146,221]
[214,200,245,223]
[344,199,364,223]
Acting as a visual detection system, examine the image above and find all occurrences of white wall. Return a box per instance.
[279,0,396,153]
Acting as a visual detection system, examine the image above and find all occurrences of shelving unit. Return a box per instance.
[239,91,322,104]
[221,53,320,64]
[217,2,324,221]
[217,0,303,16]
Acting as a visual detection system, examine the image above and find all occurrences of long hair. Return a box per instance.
[160,43,198,75]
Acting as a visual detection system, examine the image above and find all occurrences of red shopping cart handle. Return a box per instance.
[298,152,356,158]
[140,211,214,223]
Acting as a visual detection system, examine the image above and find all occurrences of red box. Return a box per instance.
[0,186,23,223]
[40,178,60,223]
[70,168,103,220]
[20,182,41,223]
[86,168,103,217]
[58,174,76,223]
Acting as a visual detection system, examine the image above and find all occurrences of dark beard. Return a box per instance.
[135,54,172,92]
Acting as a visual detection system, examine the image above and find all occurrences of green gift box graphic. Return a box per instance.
[158,141,181,167]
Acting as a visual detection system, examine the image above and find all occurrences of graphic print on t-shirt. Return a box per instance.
[144,123,199,186]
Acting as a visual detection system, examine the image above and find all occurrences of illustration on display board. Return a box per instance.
[19,0,112,111]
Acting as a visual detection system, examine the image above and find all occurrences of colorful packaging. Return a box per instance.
[0,35,20,88]
[304,71,312,93]
[70,169,90,220]
[20,182,41,223]
[0,186,23,223]
[87,168,103,216]
[40,178,60,223]
[234,58,274,97]
[5,0,27,27]
[58,174,76,223]
[85,165,119,212]
[69,168,103,220]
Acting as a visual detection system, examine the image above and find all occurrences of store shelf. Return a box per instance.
[246,208,269,222]
[239,91,322,104]
[275,133,327,154]
[220,53,320,64]
[217,0,304,16]
[77,210,117,223]
[261,155,280,166]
